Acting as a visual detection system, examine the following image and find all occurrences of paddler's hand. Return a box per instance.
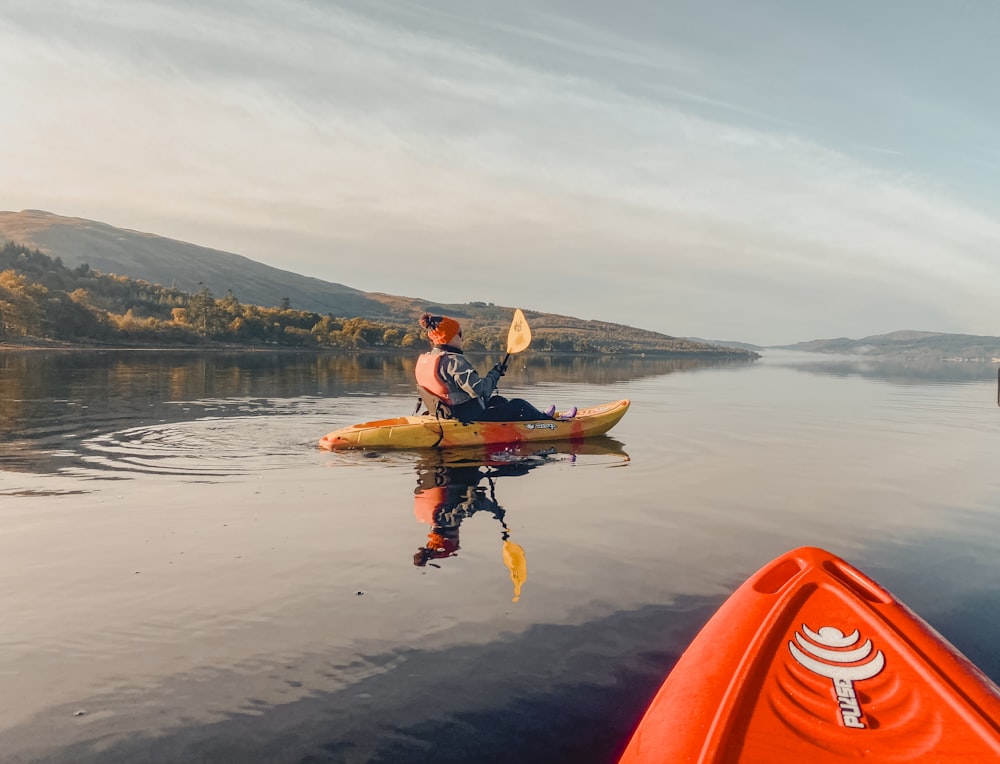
[492,362,507,377]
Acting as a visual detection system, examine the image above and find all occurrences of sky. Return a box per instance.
[2,0,999,345]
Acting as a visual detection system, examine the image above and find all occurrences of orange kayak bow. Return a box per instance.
[619,546,1000,762]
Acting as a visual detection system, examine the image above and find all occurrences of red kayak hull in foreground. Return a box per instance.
[619,546,1000,763]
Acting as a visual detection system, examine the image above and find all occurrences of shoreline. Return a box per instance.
[0,341,759,359]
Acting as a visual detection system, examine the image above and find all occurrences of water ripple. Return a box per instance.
[54,396,359,480]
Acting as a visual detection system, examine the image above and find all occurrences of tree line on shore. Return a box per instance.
[0,242,445,349]
[2,241,704,353]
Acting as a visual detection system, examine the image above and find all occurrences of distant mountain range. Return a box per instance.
[773,330,1000,360]
[0,209,752,357]
[690,330,1000,361]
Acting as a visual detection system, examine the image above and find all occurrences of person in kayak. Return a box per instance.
[415,313,575,423]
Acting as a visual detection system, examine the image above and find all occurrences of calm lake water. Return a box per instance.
[2,349,1000,763]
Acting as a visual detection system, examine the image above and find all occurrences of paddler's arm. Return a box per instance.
[443,353,503,402]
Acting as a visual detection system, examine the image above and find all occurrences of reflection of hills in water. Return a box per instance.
[1,350,744,443]
[410,439,629,602]
[1,350,653,477]
[495,354,755,385]
[770,353,1000,385]
[1,350,752,410]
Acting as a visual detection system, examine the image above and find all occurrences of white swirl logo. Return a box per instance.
[788,624,885,729]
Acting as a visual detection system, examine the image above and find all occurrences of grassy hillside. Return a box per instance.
[0,231,755,357]
[361,293,737,354]
[0,210,382,317]
[0,210,761,356]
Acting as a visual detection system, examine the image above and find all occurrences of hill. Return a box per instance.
[0,209,382,317]
[685,337,763,352]
[0,211,755,357]
[774,330,1000,360]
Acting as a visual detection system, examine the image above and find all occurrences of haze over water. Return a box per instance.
[2,349,1000,763]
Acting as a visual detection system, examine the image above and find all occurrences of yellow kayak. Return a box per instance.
[319,399,630,451]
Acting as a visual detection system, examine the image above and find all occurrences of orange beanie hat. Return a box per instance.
[420,313,461,345]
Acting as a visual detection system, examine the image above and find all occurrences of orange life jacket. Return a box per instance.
[415,351,453,405]
[414,485,448,525]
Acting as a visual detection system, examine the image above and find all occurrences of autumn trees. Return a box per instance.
[0,243,423,348]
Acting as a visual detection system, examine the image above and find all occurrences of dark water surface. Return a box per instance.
[2,349,1000,763]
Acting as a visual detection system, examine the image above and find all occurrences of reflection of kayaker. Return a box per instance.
[412,458,533,601]
[413,465,506,565]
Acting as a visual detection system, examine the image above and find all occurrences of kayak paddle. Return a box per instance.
[502,537,528,602]
[501,308,531,371]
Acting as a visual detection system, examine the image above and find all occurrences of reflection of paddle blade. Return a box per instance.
[502,539,528,602]
[506,309,531,355]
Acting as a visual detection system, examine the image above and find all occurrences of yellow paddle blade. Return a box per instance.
[502,539,528,602]
[506,308,531,355]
